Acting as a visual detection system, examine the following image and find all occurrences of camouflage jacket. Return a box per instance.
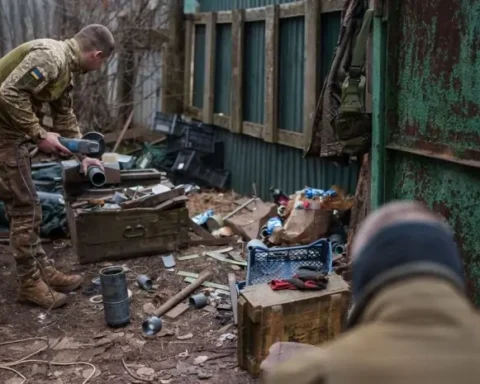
[0,38,83,143]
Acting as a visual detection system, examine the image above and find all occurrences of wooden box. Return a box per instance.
[237,274,350,376]
[67,203,189,264]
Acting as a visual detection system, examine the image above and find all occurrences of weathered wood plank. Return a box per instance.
[213,113,230,128]
[217,11,233,23]
[244,7,265,22]
[321,0,346,13]
[203,12,217,124]
[183,20,194,108]
[193,13,207,24]
[279,1,305,18]
[277,130,304,149]
[264,5,279,143]
[303,0,320,149]
[231,9,245,134]
[242,122,264,139]
[184,105,202,120]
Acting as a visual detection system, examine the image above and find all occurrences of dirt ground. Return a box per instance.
[0,237,257,383]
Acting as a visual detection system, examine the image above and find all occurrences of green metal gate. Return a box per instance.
[372,0,480,304]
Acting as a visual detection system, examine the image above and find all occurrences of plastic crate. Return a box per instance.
[187,162,230,189]
[172,150,197,172]
[168,124,216,154]
[246,239,333,286]
[152,112,193,136]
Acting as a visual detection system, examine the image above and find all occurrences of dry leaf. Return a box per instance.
[193,356,209,365]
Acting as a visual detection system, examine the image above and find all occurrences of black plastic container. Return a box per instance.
[100,266,130,327]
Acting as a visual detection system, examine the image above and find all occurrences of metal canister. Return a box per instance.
[100,266,130,327]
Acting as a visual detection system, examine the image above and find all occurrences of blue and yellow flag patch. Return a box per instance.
[29,67,44,81]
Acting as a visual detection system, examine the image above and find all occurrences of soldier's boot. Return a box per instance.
[41,266,83,293]
[17,277,68,309]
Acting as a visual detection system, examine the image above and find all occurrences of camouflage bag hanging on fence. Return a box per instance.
[335,9,373,157]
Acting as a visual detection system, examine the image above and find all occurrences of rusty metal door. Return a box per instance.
[372,0,480,304]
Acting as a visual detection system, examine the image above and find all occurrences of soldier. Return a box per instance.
[0,25,115,309]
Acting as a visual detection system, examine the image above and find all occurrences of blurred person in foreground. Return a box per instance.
[261,200,480,384]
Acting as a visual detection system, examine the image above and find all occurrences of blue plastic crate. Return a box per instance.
[246,239,333,286]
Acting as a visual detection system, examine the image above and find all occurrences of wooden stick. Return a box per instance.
[153,270,212,317]
[113,110,134,153]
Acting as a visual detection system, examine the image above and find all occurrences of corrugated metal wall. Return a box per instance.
[243,21,265,123]
[0,0,60,56]
[278,16,304,132]
[192,1,358,195]
[217,128,359,199]
[133,51,163,127]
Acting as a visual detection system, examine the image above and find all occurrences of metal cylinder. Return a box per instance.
[100,266,130,327]
[87,166,107,187]
[189,293,208,309]
[329,234,346,256]
[137,274,153,290]
[142,316,163,336]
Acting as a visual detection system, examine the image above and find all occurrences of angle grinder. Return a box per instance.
[58,132,107,187]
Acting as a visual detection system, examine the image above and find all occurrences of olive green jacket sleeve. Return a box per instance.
[0,49,56,142]
[50,81,82,139]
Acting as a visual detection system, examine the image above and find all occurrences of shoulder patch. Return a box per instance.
[29,67,44,81]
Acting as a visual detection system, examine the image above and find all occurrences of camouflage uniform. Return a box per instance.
[0,38,82,282]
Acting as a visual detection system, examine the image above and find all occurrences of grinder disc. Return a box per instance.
[82,131,106,158]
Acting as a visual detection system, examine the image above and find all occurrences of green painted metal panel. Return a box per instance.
[199,0,296,12]
[319,12,341,87]
[216,127,359,200]
[278,16,304,132]
[193,24,206,108]
[381,0,480,303]
[243,21,265,123]
[214,23,232,114]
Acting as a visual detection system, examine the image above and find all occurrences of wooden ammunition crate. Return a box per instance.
[67,203,189,264]
[237,274,350,376]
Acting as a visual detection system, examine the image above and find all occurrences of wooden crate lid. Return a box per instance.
[241,274,350,307]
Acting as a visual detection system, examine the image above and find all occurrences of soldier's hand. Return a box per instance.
[37,132,72,156]
[81,157,104,175]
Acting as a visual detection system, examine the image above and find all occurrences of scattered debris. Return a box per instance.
[216,333,237,347]
[176,333,194,340]
[162,254,176,269]
[143,302,156,315]
[177,253,202,261]
[193,356,209,365]
[165,302,190,319]
[183,276,229,292]
[137,274,153,290]
[197,371,213,380]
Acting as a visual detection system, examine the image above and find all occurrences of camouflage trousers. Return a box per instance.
[0,142,50,280]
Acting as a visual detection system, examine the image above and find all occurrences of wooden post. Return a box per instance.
[264,5,279,143]
[230,9,245,134]
[184,19,194,109]
[303,0,320,149]
[162,0,185,114]
[203,12,217,124]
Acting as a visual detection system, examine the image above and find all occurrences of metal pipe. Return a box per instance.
[100,266,130,327]
[87,166,107,187]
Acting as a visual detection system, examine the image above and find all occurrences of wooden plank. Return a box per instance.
[193,13,207,24]
[217,11,233,23]
[231,9,245,134]
[264,5,279,143]
[279,1,305,18]
[321,0,345,13]
[303,0,320,150]
[277,130,304,149]
[213,113,230,129]
[184,105,202,120]
[165,302,190,319]
[184,276,230,292]
[183,237,237,247]
[188,218,215,239]
[120,188,184,209]
[203,12,217,124]
[244,7,266,22]
[242,122,264,139]
[205,252,247,266]
[184,20,194,108]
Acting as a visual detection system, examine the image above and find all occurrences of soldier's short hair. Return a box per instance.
[74,24,115,57]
